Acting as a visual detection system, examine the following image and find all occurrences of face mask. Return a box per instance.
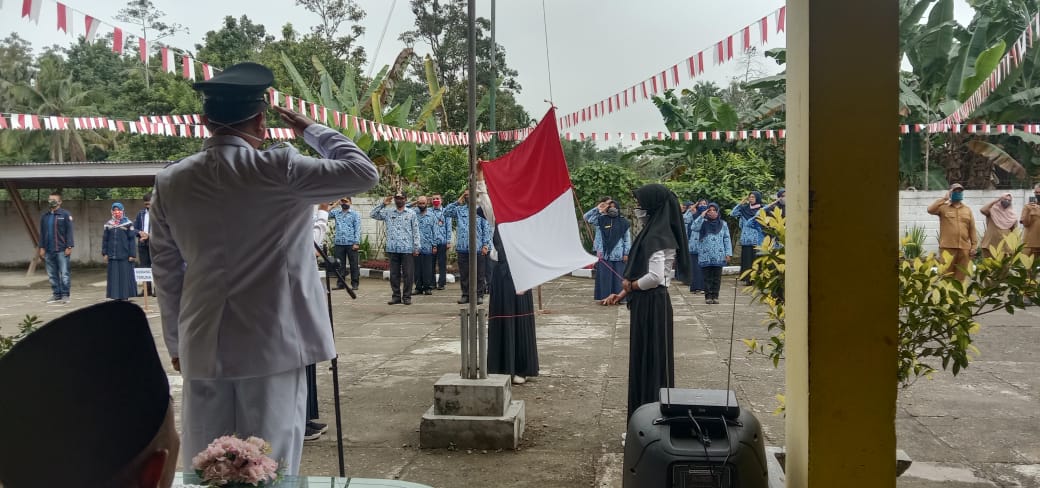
[1000,199,1011,208]
[606,208,619,218]
[48,200,59,209]
[697,205,708,212]
[950,192,964,202]
[418,205,428,211]
[211,113,265,144]
[433,199,442,207]
[341,204,350,210]
[633,208,648,221]
[112,210,124,220]
[778,197,786,205]
[395,200,406,209]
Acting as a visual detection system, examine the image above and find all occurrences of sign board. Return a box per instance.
[135,267,153,282]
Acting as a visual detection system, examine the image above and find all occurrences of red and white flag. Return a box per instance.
[22,0,43,24]
[57,2,73,33]
[201,64,214,80]
[161,48,174,73]
[182,55,195,80]
[84,15,101,43]
[482,109,596,292]
[139,38,148,62]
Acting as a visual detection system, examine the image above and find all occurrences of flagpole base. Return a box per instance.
[419,373,525,450]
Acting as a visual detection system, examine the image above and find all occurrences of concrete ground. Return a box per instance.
[0,268,1037,487]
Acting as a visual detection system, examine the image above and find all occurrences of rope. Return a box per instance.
[541,0,555,103]
[367,0,399,78]
[725,263,740,408]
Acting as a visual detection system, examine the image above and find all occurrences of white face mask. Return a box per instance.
[633,208,648,221]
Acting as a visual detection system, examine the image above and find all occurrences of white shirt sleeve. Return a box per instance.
[313,209,329,246]
[475,180,495,227]
[636,249,672,290]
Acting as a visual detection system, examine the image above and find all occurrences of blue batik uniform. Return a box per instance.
[329,208,361,246]
[371,204,420,254]
[443,202,492,253]
[414,210,437,255]
[583,207,631,301]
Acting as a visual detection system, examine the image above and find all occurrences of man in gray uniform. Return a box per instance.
[150,62,378,475]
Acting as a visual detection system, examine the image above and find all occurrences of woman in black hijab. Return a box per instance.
[604,183,689,419]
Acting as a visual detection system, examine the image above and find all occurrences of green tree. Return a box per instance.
[194,16,274,68]
[0,34,35,112]
[416,146,468,200]
[295,0,367,67]
[570,162,643,212]
[115,0,187,88]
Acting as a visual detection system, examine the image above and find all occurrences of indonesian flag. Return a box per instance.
[139,38,148,63]
[23,0,43,24]
[201,64,214,80]
[481,109,596,292]
[113,28,124,53]
[161,48,174,73]
[182,55,195,80]
[84,15,101,43]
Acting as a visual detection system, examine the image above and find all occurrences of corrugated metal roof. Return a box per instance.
[0,161,172,189]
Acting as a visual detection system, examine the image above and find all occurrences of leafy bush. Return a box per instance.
[0,315,43,359]
[742,211,1040,387]
[570,161,644,212]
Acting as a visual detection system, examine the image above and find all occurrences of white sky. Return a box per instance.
[2,0,975,138]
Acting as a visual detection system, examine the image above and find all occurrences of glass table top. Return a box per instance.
[174,472,433,488]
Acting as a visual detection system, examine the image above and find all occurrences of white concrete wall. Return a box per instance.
[2,191,1035,266]
[899,189,1033,251]
[0,197,389,266]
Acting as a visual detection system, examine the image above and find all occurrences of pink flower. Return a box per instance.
[194,435,280,486]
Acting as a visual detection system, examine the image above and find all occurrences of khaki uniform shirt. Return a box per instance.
[1022,204,1040,248]
[927,199,977,250]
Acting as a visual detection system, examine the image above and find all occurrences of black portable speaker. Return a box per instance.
[622,389,768,488]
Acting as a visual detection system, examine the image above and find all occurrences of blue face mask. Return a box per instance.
[697,205,708,212]
[950,192,964,202]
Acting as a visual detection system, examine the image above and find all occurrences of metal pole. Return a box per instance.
[464,0,479,380]
[478,308,487,379]
[489,0,497,159]
[459,310,470,377]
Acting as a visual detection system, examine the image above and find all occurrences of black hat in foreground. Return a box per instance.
[0,302,170,488]
[193,62,274,124]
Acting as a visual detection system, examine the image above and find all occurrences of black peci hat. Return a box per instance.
[193,62,274,124]
[0,302,170,488]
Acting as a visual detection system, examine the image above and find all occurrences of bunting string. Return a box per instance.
[557,5,786,129]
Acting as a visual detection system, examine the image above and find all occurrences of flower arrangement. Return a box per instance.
[191,435,280,487]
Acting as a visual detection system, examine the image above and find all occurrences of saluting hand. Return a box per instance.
[273,106,315,137]
[384,196,393,205]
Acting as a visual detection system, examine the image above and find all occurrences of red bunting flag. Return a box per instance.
[761,17,769,43]
[727,35,734,59]
[778,6,786,33]
[743,26,751,51]
[671,64,680,85]
[201,64,214,80]
[182,55,195,80]
[113,28,124,54]
[84,15,101,43]
[139,38,148,63]
[57,2,73,33]
[23,0,43,24]
[161,48,174,73]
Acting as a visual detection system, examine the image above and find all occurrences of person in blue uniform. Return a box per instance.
[103,202,138,301]
[692,203,733,304]
[731,191,766,285]
[443,190,493,304]
[413,196,438,295]
[149,62,378,475]
[584,197,631,302]
[430,194,452,290]
[371,192,421,305]
[329,197,362,290]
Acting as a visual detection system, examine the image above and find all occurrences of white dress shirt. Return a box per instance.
[150,124,378,380]
[636,249,675,290]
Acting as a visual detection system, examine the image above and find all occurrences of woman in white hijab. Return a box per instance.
[979,193,1018,257]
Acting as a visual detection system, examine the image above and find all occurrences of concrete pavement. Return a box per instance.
[0,269,1037,487]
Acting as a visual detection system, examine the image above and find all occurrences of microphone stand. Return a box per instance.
[314,242,354,477]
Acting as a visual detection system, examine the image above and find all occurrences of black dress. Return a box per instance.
[103,219,138,300]
[627,283,674,419]
[486,230,539,377]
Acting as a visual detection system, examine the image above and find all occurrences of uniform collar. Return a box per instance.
[203,134,254,150]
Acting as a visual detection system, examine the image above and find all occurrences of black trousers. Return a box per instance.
[414,253,434,292]
[305,363,319,420]
[457,252,487,298]
[137,244,153,295]
[333,244,360,289]
[702,266,723,300]
[740,244,756,283]
[433,245,448,287]
[388,252,414,300]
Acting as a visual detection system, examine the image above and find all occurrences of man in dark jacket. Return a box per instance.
[134,192,156,297]
[38,191,74,304]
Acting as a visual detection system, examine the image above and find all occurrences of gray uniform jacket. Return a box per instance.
[151,124,378,380]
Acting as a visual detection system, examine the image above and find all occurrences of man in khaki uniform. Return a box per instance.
[1021,183,1040,257]
[927,183,977,280]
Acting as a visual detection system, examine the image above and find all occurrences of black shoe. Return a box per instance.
[388,298,402,305]
[335,283,347,290]
[403,298,412,305]
[303,426,323,441]
[436,286,445,290]
[351,284,359,291]
[307,420,329,434]
[423,290,433,295]
[457,297,469,304]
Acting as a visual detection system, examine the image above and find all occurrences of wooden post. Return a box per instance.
[4,182,42,276]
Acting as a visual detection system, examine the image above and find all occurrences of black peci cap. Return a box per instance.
[0,302,170,488]
[193,62,274,124]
